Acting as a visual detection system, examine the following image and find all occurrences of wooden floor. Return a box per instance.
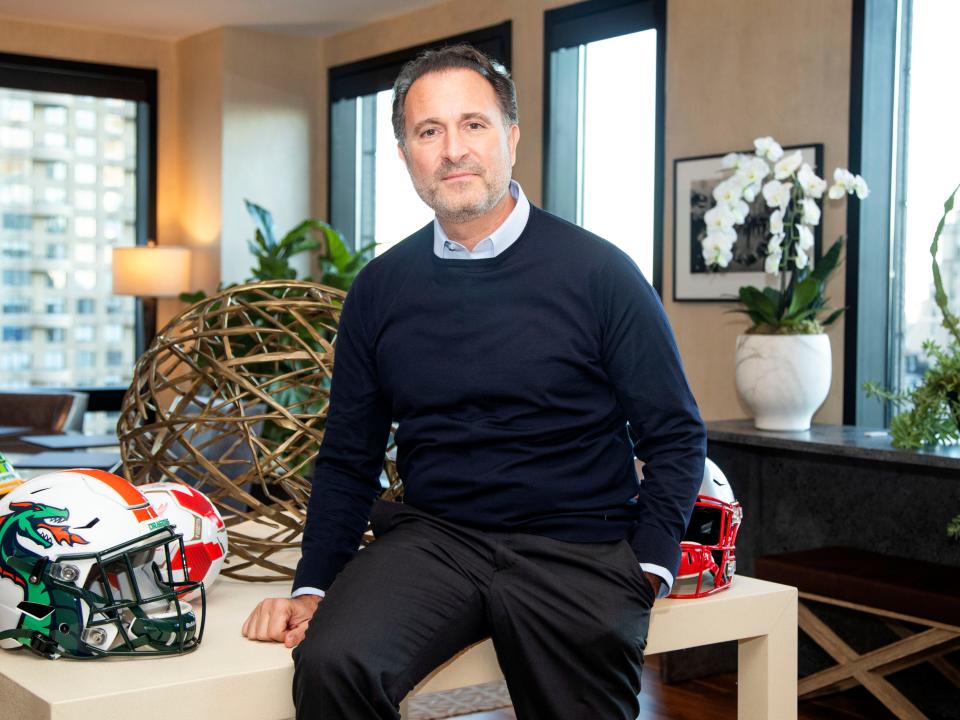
[448,656,894,720]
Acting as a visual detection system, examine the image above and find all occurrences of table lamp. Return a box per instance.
[112,243,191,349]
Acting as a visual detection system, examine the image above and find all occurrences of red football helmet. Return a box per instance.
[669,458,742,599]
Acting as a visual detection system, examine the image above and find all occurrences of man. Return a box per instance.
[242,44,706,719]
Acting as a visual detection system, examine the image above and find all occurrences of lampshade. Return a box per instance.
[112,246,191,297]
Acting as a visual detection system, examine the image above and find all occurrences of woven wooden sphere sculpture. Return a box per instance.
[117,279,401,581]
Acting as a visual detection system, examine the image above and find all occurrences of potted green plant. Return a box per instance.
[862,184,960,538]
[701,136,869,430]
[181,199,373,305]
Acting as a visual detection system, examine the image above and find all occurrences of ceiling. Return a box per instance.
[0,0,443,41]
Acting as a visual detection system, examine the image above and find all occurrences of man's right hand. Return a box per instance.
[241,594,322,648]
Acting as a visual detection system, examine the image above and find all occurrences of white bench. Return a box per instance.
[0,574,796,720]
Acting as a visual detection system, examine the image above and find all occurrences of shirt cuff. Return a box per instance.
[638,562,674,598]
[291,586,326,599]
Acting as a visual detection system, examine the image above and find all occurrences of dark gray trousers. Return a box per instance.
[292,500,654,719]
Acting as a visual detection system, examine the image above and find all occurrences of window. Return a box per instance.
[846,0,960,424]
[103,324,122,342]
[42,351,66,370]
[328,23,511,256]
[75,326,96,342]
[2,298,30,314]
[0,96,31,122]
[3,326,29,342]
[894,1,960,392]
[45,216,67,234]
[76,136,96,156]
[0,126,31,148]
[2,213,31,230]
[42,105,67,125]
[76,350,96,369]
[2,269,30,286]
[2,239,31,258]
[46,298,66,314]
[75,216,97,237]
[43,187,67,204]
[0,52,156,406]
[544,0,664,287]
[0,352,30,371]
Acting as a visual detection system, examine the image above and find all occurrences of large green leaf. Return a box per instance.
[811,238,843,285]
[245,200,277,249]
[786,277,818,318]
[931,183,960,346]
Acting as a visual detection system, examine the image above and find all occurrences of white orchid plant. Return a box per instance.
[701,136,869,334]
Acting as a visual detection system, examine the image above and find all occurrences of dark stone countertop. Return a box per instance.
[707,419,960,472]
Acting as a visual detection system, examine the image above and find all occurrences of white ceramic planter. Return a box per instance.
[734,334,831,431]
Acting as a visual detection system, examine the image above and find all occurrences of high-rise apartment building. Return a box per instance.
[0,88,136,391]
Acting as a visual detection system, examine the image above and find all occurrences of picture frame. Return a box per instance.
[672,144,824,302]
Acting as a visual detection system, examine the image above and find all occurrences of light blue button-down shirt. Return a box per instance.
[433,180,530,259]
[294,179,672,599]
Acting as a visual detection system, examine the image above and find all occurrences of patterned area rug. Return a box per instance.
[406,681,512,720]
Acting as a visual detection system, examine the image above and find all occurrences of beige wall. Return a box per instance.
[663,0,851,423]
[319,0,854,423]
[176,29,223,299]
[221,29,319,284]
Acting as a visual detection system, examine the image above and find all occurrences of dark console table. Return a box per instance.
[707,419,960,574]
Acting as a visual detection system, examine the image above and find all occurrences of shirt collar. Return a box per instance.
[433,180,530,260]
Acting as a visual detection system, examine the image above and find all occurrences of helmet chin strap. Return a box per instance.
[0,628,62,659]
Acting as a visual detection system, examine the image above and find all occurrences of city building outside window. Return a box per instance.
[0,52,156,428]
[893,0,960,391]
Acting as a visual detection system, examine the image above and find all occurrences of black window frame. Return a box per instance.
[0,51,158,413]
[843,0,903,426]
[326,22,512,252]
[542,0,667,295]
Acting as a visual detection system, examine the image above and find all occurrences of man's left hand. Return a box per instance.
[643,571,662,597]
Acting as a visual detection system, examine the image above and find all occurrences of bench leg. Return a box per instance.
[737,590,797,720]
[797,602,933,720]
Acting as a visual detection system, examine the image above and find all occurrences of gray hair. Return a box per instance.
[392,43,518,148]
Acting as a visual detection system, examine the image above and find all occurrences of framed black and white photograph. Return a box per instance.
[672,144,823,301]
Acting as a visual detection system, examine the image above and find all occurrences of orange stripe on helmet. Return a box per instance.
[75,468,158,523]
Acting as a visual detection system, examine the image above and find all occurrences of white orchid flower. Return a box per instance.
[712,176,745,204]
[794,246,809,270]
[774,151,803,180]
[737,157,771,187]
[721,152,745,170]
[768,232,784,253]
[754,136,784,162]
[801,198,821,226]
[762,180,790,211]
[742,182,760,203]
[828,168,855,199]
[797,164,827,199]
[731,200,750,224]
[797,224,814,251]
[704,204,738,235]
[764,247,782,275]
[702,231,734,267]
[853,174,870,199]
[769,209,784,235]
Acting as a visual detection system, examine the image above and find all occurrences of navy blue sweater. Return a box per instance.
[294,206,706,592]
